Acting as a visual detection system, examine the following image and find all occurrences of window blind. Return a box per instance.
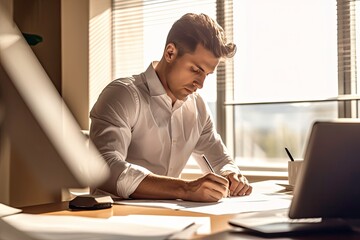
[112,0,218,79]
[337,0,358,117]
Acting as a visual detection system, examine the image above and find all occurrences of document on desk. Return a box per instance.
[115,193,292,215]
[3,213,202,240]
[108,215,211,236]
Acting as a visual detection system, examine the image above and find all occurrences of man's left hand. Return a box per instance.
[225,173,252,196]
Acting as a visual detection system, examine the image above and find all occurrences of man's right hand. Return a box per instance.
[183,173,229,202]
[130,172,229,202]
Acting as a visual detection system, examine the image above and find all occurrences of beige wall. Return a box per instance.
[0,120,10,205]
[62,0,112,130]
[0,0,12,15]
[0,0,111,207]
[0,0,63,208]
[61,0,89,129]
[13,0,62,93]
[0,0,12,207]
[12,0,111,130]
[6,0,111,130]
[89,0,112,111]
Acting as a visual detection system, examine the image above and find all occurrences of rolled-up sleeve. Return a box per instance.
[90,80,150,198]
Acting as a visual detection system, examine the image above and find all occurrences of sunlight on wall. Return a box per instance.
[89,1,112,112]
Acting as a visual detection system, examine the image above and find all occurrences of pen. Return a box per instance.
[285,147,295,161]
[202,154,230,197]
[202,154,215,173]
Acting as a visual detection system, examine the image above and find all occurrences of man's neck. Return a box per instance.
[154,59,177,105]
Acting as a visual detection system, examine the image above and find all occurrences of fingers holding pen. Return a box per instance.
[184,173,230,202]
[197,173,229,200]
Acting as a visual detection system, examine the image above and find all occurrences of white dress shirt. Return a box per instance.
[90,62,241,198]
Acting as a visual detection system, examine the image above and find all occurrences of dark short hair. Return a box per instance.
[166,13,236,58]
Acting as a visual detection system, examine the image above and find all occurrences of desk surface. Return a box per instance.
[21,181,360,240]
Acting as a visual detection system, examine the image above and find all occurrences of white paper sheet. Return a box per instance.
[115,193,292,215]
[183,198,291,215]
[3,213,198,240]
[108,215,210,236]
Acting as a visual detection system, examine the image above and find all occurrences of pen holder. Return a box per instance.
[288,160,303,186]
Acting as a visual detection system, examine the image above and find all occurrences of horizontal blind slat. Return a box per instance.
[112,0,218,80]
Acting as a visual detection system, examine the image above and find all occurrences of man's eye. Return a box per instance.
[192,67,200,73]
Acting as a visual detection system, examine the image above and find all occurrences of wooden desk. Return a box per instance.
[21,181,360,240]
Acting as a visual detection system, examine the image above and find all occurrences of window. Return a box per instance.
[230,0,339,169]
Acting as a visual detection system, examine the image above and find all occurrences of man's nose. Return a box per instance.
[193,75,205,89]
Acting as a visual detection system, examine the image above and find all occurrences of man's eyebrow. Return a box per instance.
[194,63,206,73]
[196,64,215,75]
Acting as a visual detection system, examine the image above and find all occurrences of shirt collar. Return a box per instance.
[143,61,167,97]
[143,61,186,107]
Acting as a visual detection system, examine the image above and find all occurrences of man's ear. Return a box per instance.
[164,43,178,63]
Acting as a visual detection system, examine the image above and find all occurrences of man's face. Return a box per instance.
[165,44,220,102]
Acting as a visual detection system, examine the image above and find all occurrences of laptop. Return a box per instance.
[229,120,360,237]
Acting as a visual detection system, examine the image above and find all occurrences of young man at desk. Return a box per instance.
[89,13,252,202]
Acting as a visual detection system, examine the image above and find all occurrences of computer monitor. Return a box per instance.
[0,4,109,206]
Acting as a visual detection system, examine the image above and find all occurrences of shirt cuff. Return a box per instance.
[220,164,242,177]
[116,164,151,198]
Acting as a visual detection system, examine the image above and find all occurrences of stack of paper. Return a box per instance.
[2,213,208,240]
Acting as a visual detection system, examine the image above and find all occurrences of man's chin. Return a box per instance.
[173,91,192,102]
[179,94,190,102]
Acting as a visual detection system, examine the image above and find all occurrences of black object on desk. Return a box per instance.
[229,218,353,238]
[69,195,113,210]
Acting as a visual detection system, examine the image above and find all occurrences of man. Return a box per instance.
[90,13,252,202]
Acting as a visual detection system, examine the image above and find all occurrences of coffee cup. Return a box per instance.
[288,160,303,186]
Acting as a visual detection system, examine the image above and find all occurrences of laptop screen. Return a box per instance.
[289,120,360,219]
